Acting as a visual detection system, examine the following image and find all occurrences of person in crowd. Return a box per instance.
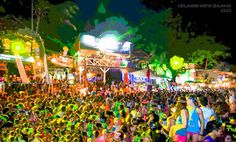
[169,96,188,142]
[0,76,235,141]
[223,113,236,142]
[223,134,233,142]
[203,120,223,142]
[198,96,216,134]
[186,95,205,142]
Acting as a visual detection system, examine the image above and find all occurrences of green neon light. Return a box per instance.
[170,55,184,70]
[10,39,26,55]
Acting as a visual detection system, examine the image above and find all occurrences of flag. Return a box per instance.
[146,64,150,80]
[124,66,129,84]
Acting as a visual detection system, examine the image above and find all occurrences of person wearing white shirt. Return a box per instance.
[198,96,216,130]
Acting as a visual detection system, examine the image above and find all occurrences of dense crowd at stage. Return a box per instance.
[0,77,236,142]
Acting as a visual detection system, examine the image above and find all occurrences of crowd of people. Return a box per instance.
[0,78,236,142]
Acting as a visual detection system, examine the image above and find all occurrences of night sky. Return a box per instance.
[141,0,234,63]
[0,0,234,63]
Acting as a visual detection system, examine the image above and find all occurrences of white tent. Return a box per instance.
[131,69,169,89]
[131,69,159,79]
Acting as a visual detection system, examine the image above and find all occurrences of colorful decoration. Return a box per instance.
[63,46,69,56]
[170,55,184,70]
[146,64,150,80]
[124,67,129,84]
[10,39,26,55]
[120,60,128,67]
[2,38,11,49]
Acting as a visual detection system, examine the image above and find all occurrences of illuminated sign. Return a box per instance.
[81,34,131,54]
[50,55,74,68]
[0,54,34,63]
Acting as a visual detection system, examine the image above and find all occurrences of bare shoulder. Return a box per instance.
[196,107,203,114]
[181,108,188,113]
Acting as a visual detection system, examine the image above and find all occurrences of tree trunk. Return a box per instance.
[204,58,209,82]
[171,70,177,82]
[31,0,34,31]
[205,58,208,70]
[36,15,40,33]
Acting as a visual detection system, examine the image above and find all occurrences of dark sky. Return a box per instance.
[141,0,234,63]
[0,0,234,63]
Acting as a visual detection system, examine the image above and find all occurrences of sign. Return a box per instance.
[0,54,34,63]
[50,55,74,68]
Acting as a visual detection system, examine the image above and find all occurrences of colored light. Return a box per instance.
[98,34,118,51]
[170,56,184,70]
[37,61,42,66]
[81,35,97,47]
[25,56,35,62]
[10,39,26,55]
[122,42,131,50]
[120,60,128,67]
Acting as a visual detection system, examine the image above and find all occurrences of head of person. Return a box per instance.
[229,113,236,124]
[198,96,208,107]
[205,120,222,137]
[229,97,236,113]
[186,95,198,107]
[172,96,186,118]
[224,134,233,142]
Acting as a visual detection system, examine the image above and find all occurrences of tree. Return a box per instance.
[167,14,231,62]
[190,49,231,70]
[137,11,231,82]
[34,0,50,33]
[165,14,231,81]
[137,9,171,54]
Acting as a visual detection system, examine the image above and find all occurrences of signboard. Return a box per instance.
[50,55,74,68]
[0,54,34,63]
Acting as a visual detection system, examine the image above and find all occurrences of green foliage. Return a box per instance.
[34,0,50,19]
[35,0,50,11]
[167,14,230,63]
[0,6,6,13]
[38,1,80,53]
[190,49,231,69]
[137,9,171,53]
[98,3,106,14]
